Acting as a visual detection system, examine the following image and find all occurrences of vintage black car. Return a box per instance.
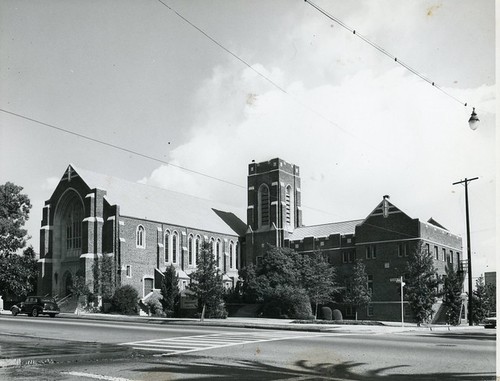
[11,296,60,317]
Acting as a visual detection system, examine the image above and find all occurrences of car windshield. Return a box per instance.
[41,298,56,303]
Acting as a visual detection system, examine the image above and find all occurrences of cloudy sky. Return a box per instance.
[0,1,496,282]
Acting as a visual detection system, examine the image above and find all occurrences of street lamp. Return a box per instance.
[453,177,479,326]
[468,107,479,130]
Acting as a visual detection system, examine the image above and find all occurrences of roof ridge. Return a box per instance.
[297,219,364,228]
[73,165,238,208]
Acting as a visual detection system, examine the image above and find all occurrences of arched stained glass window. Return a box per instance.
[172,231,178,263]
[285,185,294,229]
[188,234,194,266]
[136,225,145,248]
[164,230,170,262]
[258,184,270,228]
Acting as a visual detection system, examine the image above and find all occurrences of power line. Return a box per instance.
[0,107,345,220]
[155,0,365,142]
[0,108,244,189]
[304,0,472,110]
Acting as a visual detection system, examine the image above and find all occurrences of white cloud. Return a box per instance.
[41,177,60,191]
[140,58,495,280]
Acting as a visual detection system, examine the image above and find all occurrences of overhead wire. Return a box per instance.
[0,108,344,219]
[304,0,472,109]
[155,0,364,142]
[2,1,478,222]
[0,108,244,189]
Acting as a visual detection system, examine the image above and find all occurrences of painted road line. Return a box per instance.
[120,332,327,356]
[61,372,136,381]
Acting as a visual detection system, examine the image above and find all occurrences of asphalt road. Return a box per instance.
[0,315,496,380]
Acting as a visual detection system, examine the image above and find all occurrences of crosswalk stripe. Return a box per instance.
[120,332,325,356]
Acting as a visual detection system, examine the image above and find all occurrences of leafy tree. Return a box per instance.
[442,264,464,325]
[257,245,302,289]
[302,252,337,319]
[485,283,496,315]
[237,264,259,303]
[71,275,91,300]
[252,246,313,319]
[345,260,372,320]
[0,253,38,298]
[160,264,180,317]
[0,182,32,257]
[405,242,442,326]
[188,242,227,320]
[92,255,116,300]
[471,276,494,325]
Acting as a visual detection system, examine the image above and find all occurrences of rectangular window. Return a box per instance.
[126,265,132,278]
[256,256,263,266]
[404,244,409,257]
[442,248,446,261]
[366,246,371,259]
[398,244,403,257]
[349,251,356,262]
[425,243,430,254]
[367,275,373,294]
[367,304,374,317]
[434,246,438,260]
[343,251,349,263]
[371,245,376,259]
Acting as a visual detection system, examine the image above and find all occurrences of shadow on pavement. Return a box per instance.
[131,358,495,380]
[420,331,496,341]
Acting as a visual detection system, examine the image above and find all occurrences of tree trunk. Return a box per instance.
[355,309,358,321]
[201,303,206,322]
[315,302,318,320]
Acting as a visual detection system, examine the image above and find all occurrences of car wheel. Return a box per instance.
[49,313,56,318]
[11,309,18,316]
[31,308,39,317]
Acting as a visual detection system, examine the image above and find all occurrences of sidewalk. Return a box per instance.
[1,308,484,334]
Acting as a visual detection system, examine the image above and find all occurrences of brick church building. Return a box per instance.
[38,158,463,321]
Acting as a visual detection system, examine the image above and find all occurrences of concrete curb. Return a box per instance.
[56,312,484,334]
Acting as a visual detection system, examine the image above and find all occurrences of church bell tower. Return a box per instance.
[244,158,302,265]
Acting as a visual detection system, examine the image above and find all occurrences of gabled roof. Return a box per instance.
[65,165,245,237]
[361,197,410,222]
[287,219,364,241]
[427,218,448,231]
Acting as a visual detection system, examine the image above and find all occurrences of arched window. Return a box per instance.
[65,203,82,251]
[188,234,194,266]
[235,242,240,269]
[136,225,145,248]
[216,239,221,268]
[258,184,270,228]
[210,237,215,256]
[172,231,178,263]
[285,185,294,229]
[229,241,234,269]
[164,230,170,262]
[195,235,201,266]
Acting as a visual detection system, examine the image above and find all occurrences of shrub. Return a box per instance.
[261,285,312,319]
[321,306,333,320]
[111,285,139,315]
[145,291,165,317]
[332,309,343,321]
